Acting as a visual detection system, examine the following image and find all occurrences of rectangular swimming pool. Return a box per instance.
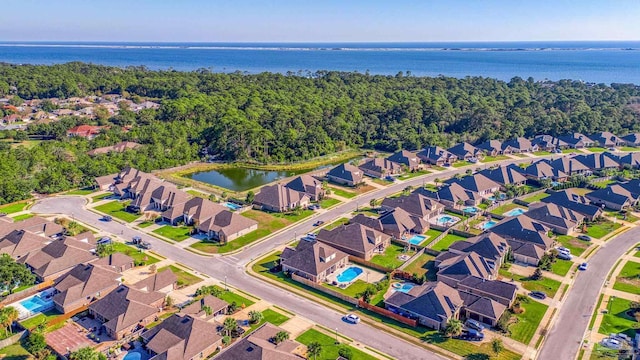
[336,266,363,283]
[408,235,427,245]
[20,296,49,312]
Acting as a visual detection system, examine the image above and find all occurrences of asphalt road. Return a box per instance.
[538,226,640,360]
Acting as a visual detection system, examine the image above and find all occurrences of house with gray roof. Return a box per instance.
[556,133,595,148]
[622,133,640,147]
[316,223,391,261]
[477,165,527,187]
[447,232,510,269]
[141,313,222,360]
[52,264,121,314]
[616,152,640,169]
[435,251,496,287]
[386,150,421,171]
[457,276,517,308]
[589,131,624,147]
[489,215,553,265]
[532,135,566,151]
[420,183,483,208]
[285,175,325,201]
[524,203,585,235]
[280,241,349,283]
[215,323,303,360]
[519,160,568,182]
[358,158,403,179]
[586,185,638,210]
[417,146,457,166]
[326,163,363,187]
[381,192,444,220]
[476,139,505,155]
[376,207,430,239]
[618,179,640,199]
[447,142,483,161]
[197,210,258,243]
[444,174,501,196]
[573,153,620,172]
[254,184,310,212]
[133,269,177,294]
[503,137,538,153]
[541,189,603,221]
[547,157,590,176]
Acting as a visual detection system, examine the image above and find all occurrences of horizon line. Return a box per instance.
[1,39,640,44]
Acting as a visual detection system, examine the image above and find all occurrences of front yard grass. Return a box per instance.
[533,151,552,156]
[598,297,638,338]
[620,146,640,152]
[0,201,29,214]
[550,259,573,277]
[555,235,589,256]
[586,221,623,239]
[612,261,640,295]
[319,197,341,208]
[606,210,640,223]
[94,200,140,222]
[500,270,562,297]
[91,193,113,202]
[153,225,193,242]
[587,147,607,153]
[329,187,357,199]
[211,285,255,307]
[65,187,95,195]
[138,220,155,228]
[371,177,393,186]
[111,242,159,265]
[403,253,437,281]
[521,192,550,204]
[159,265,203,288]
[431,233,466,251]
[11,213,34,221]
[296,329,379,360]
[0,342,30,359]
[397,169,431,180]
[324,217,351,230]
[370,243,414,269]
[452,161,469,168]
[483,155,511,162]
[509,298,549,345]
[262,308,290,326]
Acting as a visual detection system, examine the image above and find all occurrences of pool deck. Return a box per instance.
[428,214,461,227]
[325,264,385,287]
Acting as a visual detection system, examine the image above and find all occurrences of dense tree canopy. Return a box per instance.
[0,63,639,205]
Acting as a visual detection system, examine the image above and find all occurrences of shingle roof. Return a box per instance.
[18,237,97,278]
[89,285,164,333]
[92,253,134,272]
[503,137,534,151]
[142,314,221,360]
[378,207,429,236]
[573,153,619,170]
[477,165,527,186]
[458,276,517,301]
[447,142,481,159]
[215,323,302,360]
[547,157,590,174]
[444,174,501,193]
[198,210,258,237]
[541,189,602,218]
[280,241,349,277]
[453,233,509,262]
[327,163,363,183]
[316,223,391,256]
[285,175,323,198]
[476,140,504,153]
[459,291,507,321]
[358,158,402,174]
[133,269,177,292]
[489,215,553,249]
[179,295,228,317]
[586,185,636,206]
[420,183,482,205]
[520,160,567,179]
[53,264,121,309]
[0,230,48,258]
[254,184,310,210]
[417,146,455,163]
[386,150,420,169]
[385,282,463,323]
[381,192,444,218]
[525,203,585,231]
[437,252,494,283]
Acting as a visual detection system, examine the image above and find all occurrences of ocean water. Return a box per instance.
[0,41,639,84]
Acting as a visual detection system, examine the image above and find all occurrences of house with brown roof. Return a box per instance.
[94,175,116,191]
[316,223,391,261]
[18,236,98,282]
[524,203,585,235]
[141,313,222,360]
[215,323,303,360]
[444,174,501,197]
[253,184,310,212]
[573,153,620,172]
[519,160,568,182]
[89,284,165,340]
[0,230,49,259]
[326,163,363,187]
[87,141,142,156]
[376,207,430,239]
[447,232,510,272]
[503,137,538,153]
[197,210,258,243]
[476,139,505,155]
[380,192,444,221]
[589,131,624,147]
[52,264,121,314]
[132,269,177,294]
[435,251,496,287]
[358,158,403,179]
[417,146,457,166]
[0,216,65,239]
[556,133,595,148]
[622,133,640,147]
[477,165,527,187]
[586,185,638,210]
[66,125,104,139]
[419,183,483,208]
[386,150,421,171]
[92,253,135,273]
[285,175,325,201]
[180,295,229,319]
[280,241,349,283]
[541,189,603,221]
[547,157,590,176]
[114,171,189,212]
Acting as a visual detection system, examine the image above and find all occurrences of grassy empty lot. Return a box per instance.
[490,202,525,215]
[319,197,341,208]
[586,221,623,239]
[370,243,414,269]
[65,187,95,195]
[0,201,29,214]
[613,261,640,295]
[431,233,466,251]
[111,242,159,265]
[153,225,193,242]
[521,192,550,204]
[598,297,638,338]
[159,265,202,288]
[403,252,437,281]
[510,298,549,344]
[555,235,589,256]
[94,200,140,222]
[329,187,357,199]
[296,329,379,360]
[211,285,255,307]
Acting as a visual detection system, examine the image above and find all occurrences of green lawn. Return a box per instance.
[323,279,370,298]
[483,155,511,162]
[490,202,525,215]
[452,161,469,168]
[138,220,155,228]
[296,329,379,360]
[510,299,549,344]
[371,178,393,186]
[211,285,255,307]
[11,213,34,221]
[352,207,379,217]
[587,147,607,153]
[324,217,351,230]
[153,225,193,242]
[19,310,62,331]
[589,344,618,360]
[186,189,209,198]
[423,228,444,245]
[613,261,640,295]
[606,210,640,223]
[369,243,413,269]
[111,242,159,265]
[550,259,573,277]
[94,200,140,222]
[0,201,29,214]
[403,253,437,281]
[272,209,315,222]
[0,343,30,360]
[533,151,552,156]
[397,170,431,180]
[329,187,357,199]
[501,270,562,297]
[319,197,341,208]
[555,235,589,256]
[159,265,202,288]
[91,193,113,202]
[65,187,95,195]
[570,188,592,196]
[598,297,639,338]
[620,146,640,152]
[262,308,290,326]
[521,192,550,204]
[430,233,466,251]
[586,221,623,239]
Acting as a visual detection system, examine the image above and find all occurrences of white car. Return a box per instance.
[344,314,360,324]
[556,246,570,254]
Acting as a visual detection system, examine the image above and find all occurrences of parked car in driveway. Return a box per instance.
[344,314,360,324]
[97,237,112,245]
[556,246,570,254]
[455,329,484,341]
[529,291,547,300]
[578,235,591,241]
[465,319,485,332]
[557,252,573,261]
[579,262,588,271]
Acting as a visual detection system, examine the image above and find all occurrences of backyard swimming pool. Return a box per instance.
[463,206,479,214]
[223,202,242,211]
[12,290,56,319]
[504,208,526,217]
[431,214,460,226]
[481,220,498,230]
[488,194,507,201]
[336,266,363,283]
[123,352,142,360]
[408,235,427,245]
[392,283,415,293]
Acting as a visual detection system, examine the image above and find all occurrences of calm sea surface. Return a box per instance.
[0,41,639,84]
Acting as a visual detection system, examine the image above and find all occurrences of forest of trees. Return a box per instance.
[0,62,638,205]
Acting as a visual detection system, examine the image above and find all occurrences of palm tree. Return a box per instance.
[248,310,263,324]
[223,317,237,337]
[0,307,18,337]
[444,318,463,337]
[307,341,322,360]
[273,331,289,344]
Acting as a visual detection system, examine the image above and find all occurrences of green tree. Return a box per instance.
[0,254,36,294]
[24,331,47,355]
[202,305,213,316]
[338,346,353,359]
[306,341,322,360]
[223,317,237,337]
[444,318,463,337]
[69,347,106,360]
[492,338,504,355]
[273,331,289,344]
[0,306,18,337]
[246,191,255,203]
[248,310,263,324]
[95,243,115,258]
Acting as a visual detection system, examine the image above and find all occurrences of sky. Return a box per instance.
[1,0,639,42]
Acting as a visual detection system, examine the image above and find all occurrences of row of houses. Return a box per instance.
[96,167,258,243]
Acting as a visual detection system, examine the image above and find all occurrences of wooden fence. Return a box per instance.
[291,274,359,305]
[357,300,418,327]
[348,256,393,274]
[0,280,54,306]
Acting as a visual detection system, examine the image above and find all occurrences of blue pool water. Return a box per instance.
[223,202,242,211]
[481,221,498,230]
[123,351,142,360]
[393,283,415,293]
[408,235,427,245]
[551,181,561,187]
[463,207,479,214]
[488,194,507,201]
[336,267,363,283]
[19,296,49,312]
[504,208,526,217]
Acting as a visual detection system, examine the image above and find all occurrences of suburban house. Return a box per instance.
[447,142,483,161]
[503,137,538,153]
[180,295,229,319]
[140,313,222,360]
[457,278,516,326]
[326,163,363,187]
[622,133,640,147]
[444,174,502,197]
[477,165,527,187]
[380,192,445,220]
[573,153,620,172]
[420,183,483,208]
[385,281,463,330]
[87,141,142,156]
[18,235,98,282]
[285,175,325,201]
[113,171,189,212]
[280,240,349,283]
[0,216,65,239]
[366,207,430,239]
[435,251,496,287]
[0,230,50,259]
[547,157,590,176]
[161,197,227,225]
[589,131,625,147]
[316,223,391,261]
[618,179,640,199]
[88,284,165,340]
[519,160,568,182]
[386,150,422,171]
[447,232,510,271]
[524,203,585,235]
[556,133,594,149]
[253,184,310,212]
[52,264,121,314]
[358,158,403,178]
[66,125,105,139]
[541,189,603,221]
[586,185,638,210]
[489,215,553,265]
[94,175,116,191]
[616,152,640,168]
[132,269,177,294]
[215,323,303,360]
[92,253,135,273]
[532,135,564,151]
[198,211,258,243]
[476,140,505,155]
[417,146,457,166]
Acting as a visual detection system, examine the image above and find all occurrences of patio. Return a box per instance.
[45,320,110,357]
[324,264,386,288]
